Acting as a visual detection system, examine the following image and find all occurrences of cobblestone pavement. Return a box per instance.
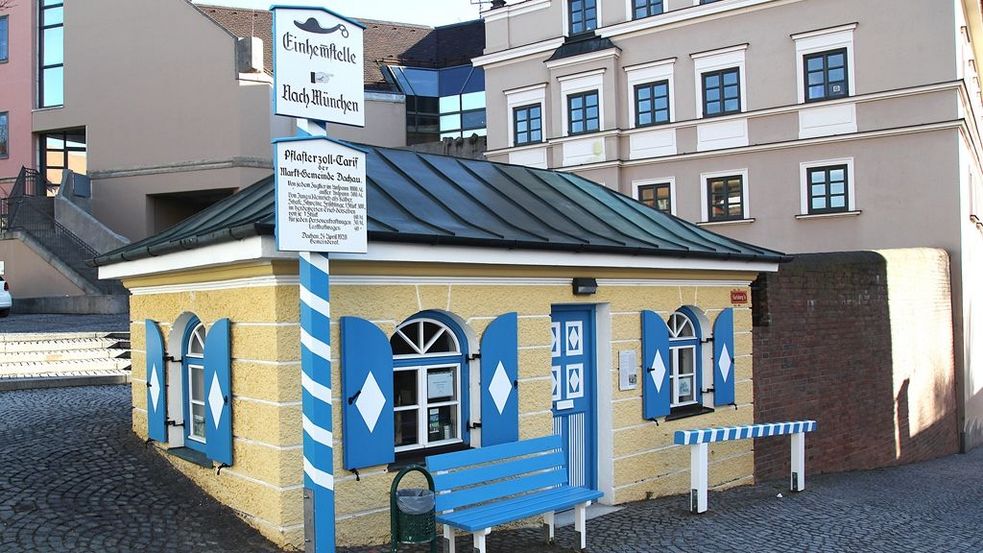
[0,313,129,333]
[3,385,983,552]
[0,386,286,552]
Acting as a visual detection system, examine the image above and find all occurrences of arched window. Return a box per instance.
[183,319,207,451]
[390,312,469,453]
[668,310,701,408]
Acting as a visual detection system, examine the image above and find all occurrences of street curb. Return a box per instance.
[0,373,131,392]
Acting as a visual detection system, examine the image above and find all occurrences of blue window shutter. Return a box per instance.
[713,308,736,406]
[641,310,671,419]
[340,317,394,470]
[204,318,233,465]
[480,312,519,446]
[145,319,168,442]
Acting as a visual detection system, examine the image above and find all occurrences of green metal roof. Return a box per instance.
[92,144,788,267]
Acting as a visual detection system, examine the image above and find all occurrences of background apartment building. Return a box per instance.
[0,0,485,304]
[478,0,983,451]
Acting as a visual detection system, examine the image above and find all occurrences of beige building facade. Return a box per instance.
[478,0,983,451]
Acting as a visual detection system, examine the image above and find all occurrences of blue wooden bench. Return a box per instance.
[426,434,603,553]
[674,420,817,513]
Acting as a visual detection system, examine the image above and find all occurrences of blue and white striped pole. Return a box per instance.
[300,250,336,552]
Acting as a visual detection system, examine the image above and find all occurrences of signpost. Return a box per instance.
[271,6,366,553]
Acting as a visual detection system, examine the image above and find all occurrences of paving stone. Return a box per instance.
[2,385,983,552]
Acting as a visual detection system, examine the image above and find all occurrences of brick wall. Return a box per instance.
[752,249,959,482]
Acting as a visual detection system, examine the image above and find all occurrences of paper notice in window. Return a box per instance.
[427,370,454,399]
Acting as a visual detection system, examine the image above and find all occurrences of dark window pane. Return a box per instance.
[706,175,744,221]
[0,113,7,157]
[807,165,849,213]
[395,410,419,447]
[702,68,740,117]
[461,110,486,129]
[568,91,599,135]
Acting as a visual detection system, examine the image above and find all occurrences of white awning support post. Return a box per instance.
[790,431,806,492]
[689,442,709,514]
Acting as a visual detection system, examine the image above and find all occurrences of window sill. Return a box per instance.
[388,442,471,472]
[664,404,715,422]
[167,446,212,468]
[795,210,861,220]
[697,218,755,227]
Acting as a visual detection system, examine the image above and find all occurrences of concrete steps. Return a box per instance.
[0,331,131,387]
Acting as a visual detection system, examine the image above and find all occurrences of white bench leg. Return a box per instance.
[690,442,709,514]
[791,431,806,492]
[574,501,590,550]
[472,528,490,553]
[543,511,555,544]
[443,524,456,553]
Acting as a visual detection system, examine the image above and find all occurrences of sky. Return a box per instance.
[192,0,483,26]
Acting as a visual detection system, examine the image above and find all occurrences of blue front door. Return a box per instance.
[551,305,597,490]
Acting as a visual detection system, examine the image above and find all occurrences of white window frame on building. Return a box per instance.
[792,23,857,104]
[505,83,548,148]
[633,177,676,215]
[625,58,675,128]
[700,168,751,224]
[391,316,469,454]
[183,321,208,451]
[692,44,748,119]
[668,311,701,409]
[559,69,606,138]
[798,158,858,217]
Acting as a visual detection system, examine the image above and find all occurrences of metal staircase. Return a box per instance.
[1,168,126,296]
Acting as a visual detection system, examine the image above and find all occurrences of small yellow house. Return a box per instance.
[94,145,785,549]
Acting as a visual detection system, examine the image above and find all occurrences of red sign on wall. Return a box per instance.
[731,289,748,304]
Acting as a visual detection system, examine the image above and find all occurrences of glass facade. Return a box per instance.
[39,0,65,108]
[387,64,486,145]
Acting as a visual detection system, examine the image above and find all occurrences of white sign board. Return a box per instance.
[275,137,367,253]
[272,7,365,127]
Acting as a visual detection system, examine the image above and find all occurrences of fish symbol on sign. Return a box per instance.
[311,72,334,84]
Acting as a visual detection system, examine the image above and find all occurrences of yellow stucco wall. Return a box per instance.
[127,260,756,549]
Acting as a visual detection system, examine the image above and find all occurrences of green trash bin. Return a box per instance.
[390,465,437,553]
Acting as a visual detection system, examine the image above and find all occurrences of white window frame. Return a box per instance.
[185,323,207,444]
[700,168,750,222]
[799,157,856,214]
[559,69,606,137]
[391,318,465,453]
[792,23,857,104]
[393,362,464,453]
[668,312,698,408]
[505,83,548,147]
[632,177,677,215]
[624,58,676,128]
[691,44,748,118]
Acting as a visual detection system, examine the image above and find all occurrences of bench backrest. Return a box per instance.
[674,420,817,445]
[426,434,568,514]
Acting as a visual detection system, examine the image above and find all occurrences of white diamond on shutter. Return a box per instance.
[650,351,667,393]
[208,371,224,428]
[718,345,732,381]
[489,361,512,415]
[149,362,161,411]
[355,372,386,432]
